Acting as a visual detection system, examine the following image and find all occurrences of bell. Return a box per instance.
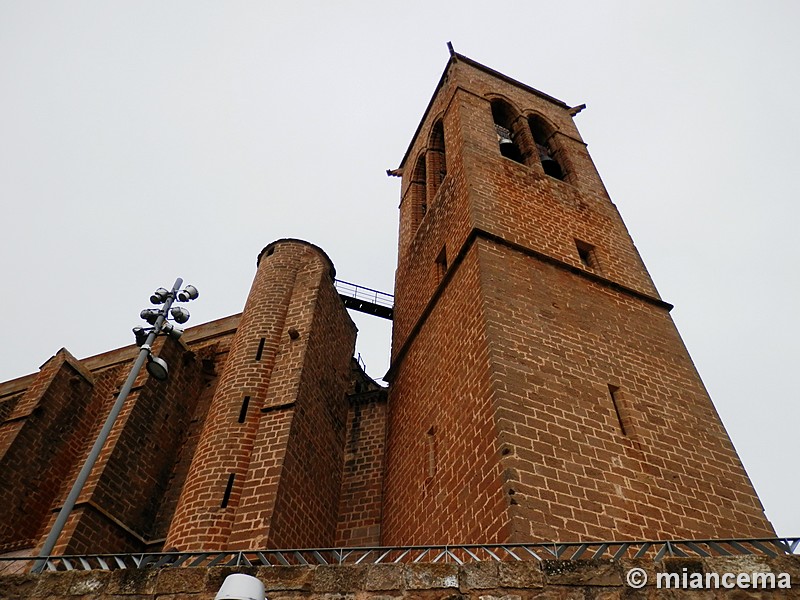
[538,144,564,179]
[495,124,514,147]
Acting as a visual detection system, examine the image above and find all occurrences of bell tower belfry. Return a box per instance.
[382,51,774,544]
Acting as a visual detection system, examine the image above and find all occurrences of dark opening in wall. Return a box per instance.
[528,115,565,180]
[411,153,428,232]
[435,246,447,284]
[575,239,598,271]
[221,474,235,508]
[608,385,627,436]
[427,120,447,202]
[238,396,251,423]
[491,100,524,164]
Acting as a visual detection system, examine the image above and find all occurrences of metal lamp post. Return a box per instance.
[32,278,199,573]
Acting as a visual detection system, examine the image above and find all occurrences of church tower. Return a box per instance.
[382,50,774,544]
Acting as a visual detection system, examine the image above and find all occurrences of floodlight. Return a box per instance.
[146,354,169,381]
[215,574,265,600]
[150,287,170,304]
[171,306,190,324]
[140,309,161,325]
[132,327,150,346]
[161,321,184,339]
[177,285,199,302]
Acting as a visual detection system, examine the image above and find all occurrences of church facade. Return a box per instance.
[0,51,774,559]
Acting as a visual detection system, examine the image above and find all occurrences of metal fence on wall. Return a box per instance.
[2,538,798,574]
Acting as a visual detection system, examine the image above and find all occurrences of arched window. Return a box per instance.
[426,120,446,202]
[528,115,565,180]
[491,100,524,164]
[410,153,427,231]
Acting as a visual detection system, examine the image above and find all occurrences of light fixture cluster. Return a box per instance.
[133,281,199,382]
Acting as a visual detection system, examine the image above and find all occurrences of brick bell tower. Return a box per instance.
[382,50,775,545]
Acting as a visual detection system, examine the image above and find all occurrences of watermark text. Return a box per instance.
[626,567,791,590]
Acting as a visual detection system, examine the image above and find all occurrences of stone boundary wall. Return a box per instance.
[2,556,799,599]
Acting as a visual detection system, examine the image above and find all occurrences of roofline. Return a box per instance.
[257,238,337,279]
[397,51,570,170]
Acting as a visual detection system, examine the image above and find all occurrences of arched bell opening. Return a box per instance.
[427,120,447,203]
[410,153,428,231]
[491,100,524,164]
[528,115,565,180]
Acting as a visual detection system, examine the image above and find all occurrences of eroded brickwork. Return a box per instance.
[384,244,508,545]
[263,276,357,548]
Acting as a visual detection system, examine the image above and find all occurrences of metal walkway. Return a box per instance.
[334,280,393,320]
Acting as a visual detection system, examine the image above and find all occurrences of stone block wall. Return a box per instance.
[1,556,798,599]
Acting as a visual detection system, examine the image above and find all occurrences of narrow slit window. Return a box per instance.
[435,246,447,283]
[238,396,251,423]
[255,337,265,361]
[221,474,235,508]
[426,426,437,478]
[608,385,627,436]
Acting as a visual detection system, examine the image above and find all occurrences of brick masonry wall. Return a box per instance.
[0,350,97,552]
[166,239,356,551]
[384,244,509,545]
[44,335,209,555]
[335,390,387,547]
[0,312,243,556]
[479,237,774,541]
[2,556,799,599]
[150,343,225,547]
[245,265,356,549]
[387,53,774,546]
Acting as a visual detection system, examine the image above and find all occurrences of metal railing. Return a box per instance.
[3,538,798,573]
[334,280,394,320]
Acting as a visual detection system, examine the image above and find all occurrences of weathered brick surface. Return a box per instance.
[385,53,773,544]
[481,239,773,541]
[1,557,798,599]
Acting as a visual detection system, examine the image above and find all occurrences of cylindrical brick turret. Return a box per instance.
[165,239,339,551]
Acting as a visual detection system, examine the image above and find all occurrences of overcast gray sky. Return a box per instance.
[1,1,797,537]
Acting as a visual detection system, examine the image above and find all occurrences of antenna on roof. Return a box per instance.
[447,41,455,56]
